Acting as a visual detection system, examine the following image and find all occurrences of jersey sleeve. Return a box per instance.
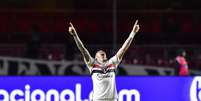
[108,55,122,67]
[84,57,94,72]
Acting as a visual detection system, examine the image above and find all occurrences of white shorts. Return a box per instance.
[92,99,117,101]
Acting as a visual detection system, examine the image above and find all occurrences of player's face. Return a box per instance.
[182,51,186,57]
[95,50,107,63]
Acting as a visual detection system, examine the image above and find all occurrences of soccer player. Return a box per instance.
[175,49,189,76]
[68,20,140,101]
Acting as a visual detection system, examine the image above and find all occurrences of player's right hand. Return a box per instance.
[68,22,77,36]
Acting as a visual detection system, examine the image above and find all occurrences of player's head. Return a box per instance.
[177,49,186,57]
[95,50,107,63]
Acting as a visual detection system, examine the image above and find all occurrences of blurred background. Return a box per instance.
[0,0,201,76]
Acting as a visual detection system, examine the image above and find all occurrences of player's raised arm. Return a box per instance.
[116,20,140,60]
[68,22,92,64]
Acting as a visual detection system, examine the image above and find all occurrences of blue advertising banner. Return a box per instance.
[0,76,200,101]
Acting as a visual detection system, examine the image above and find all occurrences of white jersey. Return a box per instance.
[85,56,121,101]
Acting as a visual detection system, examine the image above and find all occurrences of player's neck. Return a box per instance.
[97,60,106,64]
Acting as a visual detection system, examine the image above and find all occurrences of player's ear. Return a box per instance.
[95,55,97,60]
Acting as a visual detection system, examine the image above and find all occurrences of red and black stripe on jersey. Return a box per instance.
[91,63,116,74]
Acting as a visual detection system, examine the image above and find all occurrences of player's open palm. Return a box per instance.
[132,20,140,33]
[68,22,77,36]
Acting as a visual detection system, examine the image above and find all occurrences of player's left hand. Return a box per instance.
[132,20,140,33]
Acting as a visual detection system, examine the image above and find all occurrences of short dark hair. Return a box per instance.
[177,49,185,56]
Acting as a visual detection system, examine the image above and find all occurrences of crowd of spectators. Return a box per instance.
[0,0,201,71]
